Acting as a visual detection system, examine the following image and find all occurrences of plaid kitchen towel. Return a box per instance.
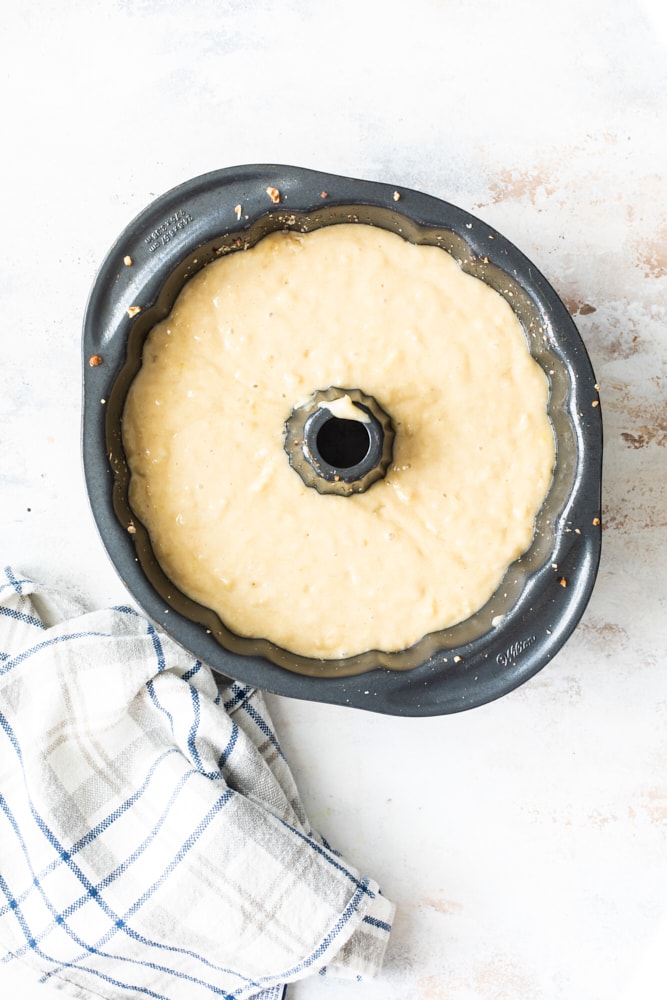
[0,566,395,1000]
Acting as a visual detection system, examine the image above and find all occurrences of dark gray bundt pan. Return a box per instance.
[82,165,602,716]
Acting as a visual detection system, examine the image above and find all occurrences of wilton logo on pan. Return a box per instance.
[145,208,193,252]
[496,635,537,667]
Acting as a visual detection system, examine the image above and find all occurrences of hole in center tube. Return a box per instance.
[316,416,371,469]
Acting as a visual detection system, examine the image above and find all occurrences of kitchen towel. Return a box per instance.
[0,566,394,999]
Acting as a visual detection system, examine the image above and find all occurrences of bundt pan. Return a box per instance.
[82,165,602,716]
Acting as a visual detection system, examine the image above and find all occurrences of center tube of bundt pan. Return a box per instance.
[284,387,395,496]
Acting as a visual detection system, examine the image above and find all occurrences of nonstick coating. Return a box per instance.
[82,165,602,716]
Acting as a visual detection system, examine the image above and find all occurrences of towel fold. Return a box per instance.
[0,566,394,1000]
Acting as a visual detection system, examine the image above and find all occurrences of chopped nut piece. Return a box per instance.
[127,305,142,318]
[234,204,242,219]
[127,523,137,535]
[123,255,133,266]
[593,517,600,526]
[559,577,567,588]
[592,400,599,407]
[88,354,103,367]
[393,191,401,201]
[320,191,328,198]
[266,186,281,204]
[453,654,462,662]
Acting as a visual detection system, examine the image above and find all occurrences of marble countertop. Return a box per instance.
[1,1,666,998]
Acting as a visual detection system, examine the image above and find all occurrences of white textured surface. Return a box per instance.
[1,1,666,998]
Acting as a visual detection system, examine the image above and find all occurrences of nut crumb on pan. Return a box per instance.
[593,517,601,526]
[559,577,567,588]
[592,399,599,407]
[266,186,281,204]
[320,191,328,198]
[123,255,133,266]
[393,191,401,201]
[127,522,137,535]
[88,354,103,367]
[234,204,242,219]
[127,305,142,318]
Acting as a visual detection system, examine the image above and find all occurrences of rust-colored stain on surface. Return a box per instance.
[638,788,667,825]
[620,411,667,449]
[486,164,560,206]
[418,952,538,999]
[619,394,667,449]
[577,621,630,648]
[599,378,667,450]
[422,896,464,916]
[635,221,667,278]
[561,297,597,317]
